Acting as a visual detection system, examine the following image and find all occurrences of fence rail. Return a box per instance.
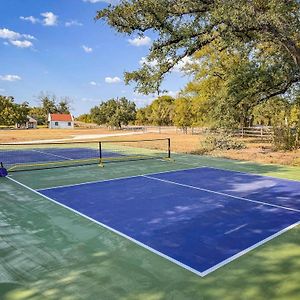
[122,125,273,140]
[233,127,273,139]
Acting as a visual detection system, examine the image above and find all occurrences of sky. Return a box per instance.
[0,0,190,116]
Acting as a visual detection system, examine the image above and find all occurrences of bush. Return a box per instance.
[272,126,300,151]
[199,134,246,153]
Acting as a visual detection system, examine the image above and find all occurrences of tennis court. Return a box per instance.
[1,140,300,299]
[20,166,299,277]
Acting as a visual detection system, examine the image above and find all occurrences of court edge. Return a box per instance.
[6,176,300,278]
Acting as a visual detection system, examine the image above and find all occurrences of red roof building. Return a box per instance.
[48,114,74,129]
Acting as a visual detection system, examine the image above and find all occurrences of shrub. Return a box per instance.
[272,126,300,151]
[199,133,246,153]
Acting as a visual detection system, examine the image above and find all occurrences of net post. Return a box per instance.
[167,138,171,159]
[99,141,104,167]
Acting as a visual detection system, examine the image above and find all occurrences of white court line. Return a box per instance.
[201,220,300,276]
[6,176,300,277]
[7,176,203,278]
[37,166,207,192]
[142,175,300,213]
[31,149,73,161]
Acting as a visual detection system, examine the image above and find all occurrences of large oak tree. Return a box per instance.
[97,0,300,105]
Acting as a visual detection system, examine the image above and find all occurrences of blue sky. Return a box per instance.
[0,0,190,116]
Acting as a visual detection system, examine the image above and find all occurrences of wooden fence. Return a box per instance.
[122,125,273,140]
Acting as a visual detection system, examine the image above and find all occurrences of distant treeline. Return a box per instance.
[0,93,71,126]
[77,93,300,150]
[77,95,300,131]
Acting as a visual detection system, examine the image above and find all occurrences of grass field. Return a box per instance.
[1,152,300,300]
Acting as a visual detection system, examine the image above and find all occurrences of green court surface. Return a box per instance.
[1,153,300,300]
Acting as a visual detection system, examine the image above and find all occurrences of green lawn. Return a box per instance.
[1,154,300,300]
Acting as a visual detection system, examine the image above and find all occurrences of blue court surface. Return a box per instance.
[38,167,300,276]
[1,148,121,168]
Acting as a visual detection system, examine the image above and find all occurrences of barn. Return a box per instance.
[15,115,38,129]
[48,113,74,129]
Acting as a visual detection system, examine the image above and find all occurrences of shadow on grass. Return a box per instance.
[2,226,300,300]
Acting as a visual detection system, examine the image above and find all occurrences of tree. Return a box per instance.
[147,95,174,125]
[14,102,30,126]
[57,98,71,114]
[91,97,136,128]
[36,93,72,124]
[29,107,46,125]
[135,107,148,125]
[0,96,16,125]
[76,113,93,124]
[97,0,300,104]
[173,97,194,132]
[39,95,57,115]
[252,98,288,126]
[0,95,29,126]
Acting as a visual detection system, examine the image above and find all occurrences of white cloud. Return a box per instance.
[0,28,36,48]
[128,36,151,47]
[82,45,93,53]
[0,28,21,40]
[23,34,36,40]
[20,13,58,26]
[10,40,33,48]
[0,75,22,82]
[105,76,121,84]
[172,56,193,73]
[20,16,39,24]
[0,88,5,92]
[65,20,83,27]
[139,57,158,68]
[162,90,179,98]
[139,56,193,73]
[89,81,97,86]
[41,12,58,26]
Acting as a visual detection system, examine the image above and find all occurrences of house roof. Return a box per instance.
[49,114,73,122]
[27,116,37,123]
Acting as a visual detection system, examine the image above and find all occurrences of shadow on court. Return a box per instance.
[1,154,300,300]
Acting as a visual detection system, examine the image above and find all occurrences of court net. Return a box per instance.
[0,138,171,172]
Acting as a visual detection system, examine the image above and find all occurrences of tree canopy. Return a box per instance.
[97,0,300,105]
[90,97,136,128]
[29,94,72,125]
[0,96,29,126]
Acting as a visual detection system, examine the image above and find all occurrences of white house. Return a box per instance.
[48,113,74,129]
[15,115,38,129]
